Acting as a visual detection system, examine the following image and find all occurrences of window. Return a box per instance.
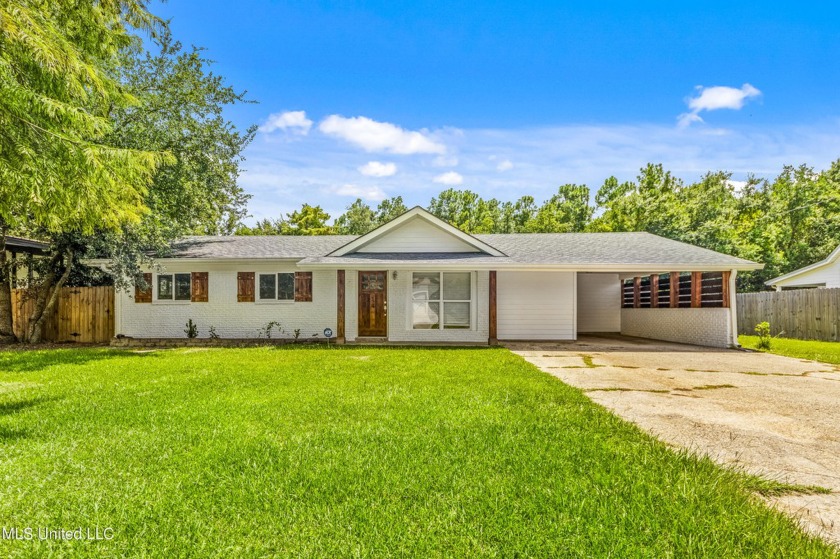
[412,272,471,329]
[157,273,191,301]
[258,272,296,301]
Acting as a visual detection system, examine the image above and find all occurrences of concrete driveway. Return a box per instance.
[506,335,840,545]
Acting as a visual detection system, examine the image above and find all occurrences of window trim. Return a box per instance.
[410,271,475,330]
[256,272,296,303]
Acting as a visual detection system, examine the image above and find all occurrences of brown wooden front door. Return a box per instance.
[358,271,387,337]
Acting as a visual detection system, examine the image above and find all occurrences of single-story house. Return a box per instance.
[108,207,762,348]
[765,244,840,290]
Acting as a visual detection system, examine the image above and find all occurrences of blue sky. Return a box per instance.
[152,1,840,223]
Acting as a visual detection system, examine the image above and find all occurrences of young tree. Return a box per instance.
[0,1,169,342]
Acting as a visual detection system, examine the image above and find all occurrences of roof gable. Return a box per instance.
[766,244,840,286]
[327,207,506,257]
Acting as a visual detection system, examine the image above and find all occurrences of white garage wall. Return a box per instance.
[497,271,576,340]
[576,273,621,332]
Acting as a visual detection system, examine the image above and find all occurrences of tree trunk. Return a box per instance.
[25,249,73,344]
[0,224,16,344]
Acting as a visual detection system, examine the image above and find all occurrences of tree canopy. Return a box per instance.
[244,159,840,292]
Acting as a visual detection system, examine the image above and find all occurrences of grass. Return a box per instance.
[0,346,837,558]
[740,335,840,366]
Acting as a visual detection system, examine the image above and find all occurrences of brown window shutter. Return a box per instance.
[135,273,152,303]
[237,272,255,302]
[294,272,313,302]
[191,272,209,302]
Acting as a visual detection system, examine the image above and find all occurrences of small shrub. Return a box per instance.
[293,329,301,340]
[184,319,198,339]
[208,326,220,340]
[259,321,282,339]
[754,321,771,350]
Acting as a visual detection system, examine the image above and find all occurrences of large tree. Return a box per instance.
[0,0,169,342]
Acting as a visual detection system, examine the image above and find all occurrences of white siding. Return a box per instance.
[357,217,480,253]
[118,262,337,339]
[577,273,621,332]
[497,271,576,340]
[776,262,840,289]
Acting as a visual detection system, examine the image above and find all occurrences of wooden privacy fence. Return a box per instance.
[12,286,115,343]
[736,288,840,341]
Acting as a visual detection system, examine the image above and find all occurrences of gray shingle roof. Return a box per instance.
[165,232,759,269]
[167,235,356,259]
[473,232,757,267]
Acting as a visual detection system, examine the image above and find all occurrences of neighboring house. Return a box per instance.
[765,245,840,291]
[4,236,49,287]
[102,207,761,348]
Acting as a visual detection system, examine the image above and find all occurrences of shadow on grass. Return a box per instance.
[0,348,161,374]
[0,395,58,416]
[0,425,29,442]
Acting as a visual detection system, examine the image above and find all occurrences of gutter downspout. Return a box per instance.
[729,269,739,348]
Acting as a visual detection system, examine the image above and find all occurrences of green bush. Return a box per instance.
[184,319,198,339]
[754,321,771,350]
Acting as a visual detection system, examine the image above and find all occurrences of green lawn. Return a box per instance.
[740,335,840,365]
[0,347,836,558]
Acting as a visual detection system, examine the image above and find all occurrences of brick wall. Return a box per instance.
[117,264,337,340]
[620,307,733,348]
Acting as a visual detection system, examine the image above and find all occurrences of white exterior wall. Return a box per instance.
[357,218,480,253]
[620,308,733,348]
[496,271,576,340]
[342,269,489,344]
[117,262,337,339]
[775,262,840,289]
[576,273,621,332]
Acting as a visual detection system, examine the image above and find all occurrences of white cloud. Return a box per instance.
[433,171,463,186]
[358,161,397,177]
[319,115,446,154]
[240,119,840,225]
[432,155,459,167]
[726,180,748,194]
[496,159,514,172]
[329,183,387,202]
[678,83,762,128]
[259,110,313,134]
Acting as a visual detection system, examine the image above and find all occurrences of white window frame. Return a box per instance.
[154,272,191,304]
[256,272,296,303]
[410,271,475,330]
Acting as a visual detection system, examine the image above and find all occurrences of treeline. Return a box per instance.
[235,161,840,292]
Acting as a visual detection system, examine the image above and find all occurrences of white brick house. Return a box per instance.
[106,207,762,348]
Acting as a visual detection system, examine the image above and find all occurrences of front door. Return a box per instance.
[358,271,387,337]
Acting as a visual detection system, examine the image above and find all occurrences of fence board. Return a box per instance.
[737,288,840,341]
[11,286,114,343]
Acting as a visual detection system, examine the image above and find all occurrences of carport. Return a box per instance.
[576,269,740,348]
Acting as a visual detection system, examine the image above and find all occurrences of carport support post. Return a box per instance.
[649,274,658,308]
[489,271,497,345]
[691,271,703,308]
[669,272,679,308]
[633,276,641,308]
